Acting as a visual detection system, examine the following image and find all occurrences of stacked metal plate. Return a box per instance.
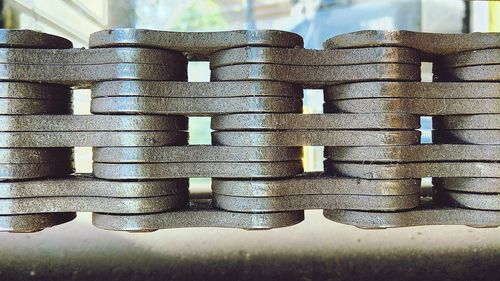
[323,30,500,228]
[0,28,498,232]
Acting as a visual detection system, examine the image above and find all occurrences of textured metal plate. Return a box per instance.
[434,188,499,211]
[443,65,500,81]
[324,81,500,100]
[442,48,500,68]
[0,29,72,49]
[324,30,500,59]
[0,98,72,114]
[324,98,500,115]
[325,145,500,162]
[0,148,73,164]
[92,199,305,231]
[0,82,71,99]
[0,47,186,65]
[211,63,420,87]
[211,113,419,130]
[91,80,303,98]
[433,115,500,130]
[0,174,188,198]
[91,96,303,115]
[209,46,420,68]
[89,29,304,60]
[0,63,187,86]
[212,130,420,146]
[212,174,420,196]
[92,161,303,180]
[93,146,302,163]
[0,213,76,233]
[0,195,188,215]
[323,198,500,229]
[0,132,188,148]
[213,193,419,212]
[432,177,500,193]
[0,115,188,131]
[327,161,500,179]
[432,130,500,145]
[0,162,74,181]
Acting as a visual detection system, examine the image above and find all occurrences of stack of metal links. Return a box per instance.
[0,29,498,232]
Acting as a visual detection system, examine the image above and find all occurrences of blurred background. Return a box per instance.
[0,1,499,280]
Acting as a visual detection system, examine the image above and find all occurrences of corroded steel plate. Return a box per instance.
[441,48,500,68]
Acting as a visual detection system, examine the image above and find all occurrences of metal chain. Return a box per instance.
[0,29,498,232]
